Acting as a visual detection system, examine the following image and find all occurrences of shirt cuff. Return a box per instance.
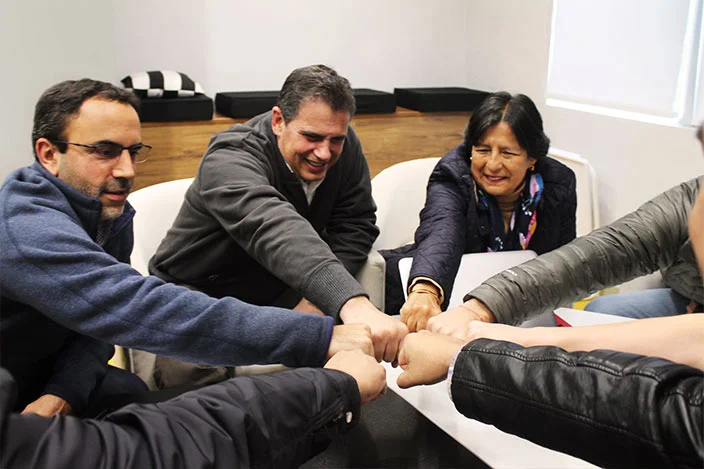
[446,348,462,401]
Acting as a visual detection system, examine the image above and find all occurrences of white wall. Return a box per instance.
[111,0,471,94]
[5,0,702,226]
[0,0,116,180]
[462,0,704,223]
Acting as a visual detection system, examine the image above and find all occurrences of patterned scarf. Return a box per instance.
[476,173,544,252]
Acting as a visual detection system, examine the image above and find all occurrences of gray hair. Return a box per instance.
[277,64,355,122]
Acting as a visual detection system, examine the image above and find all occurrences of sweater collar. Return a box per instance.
[31,161,135,242]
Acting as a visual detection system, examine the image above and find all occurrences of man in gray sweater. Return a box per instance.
[150,65,407,387]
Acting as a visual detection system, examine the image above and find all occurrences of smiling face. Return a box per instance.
[39,98,141,220]
[272,98,350,182]
[470,121,537,200]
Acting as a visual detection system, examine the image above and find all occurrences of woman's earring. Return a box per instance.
[529,165,535,172]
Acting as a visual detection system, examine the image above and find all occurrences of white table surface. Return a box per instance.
[554,307,634,326]
[382,308,634,469]
[383,362,599,469]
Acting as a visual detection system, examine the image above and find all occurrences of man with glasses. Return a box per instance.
[0,79,377,418]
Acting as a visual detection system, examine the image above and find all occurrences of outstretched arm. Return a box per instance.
[397,335,704,468]
[2,359,384,469]
[450,340,704,469]
[467,178,700,325]
[460,313,704,371]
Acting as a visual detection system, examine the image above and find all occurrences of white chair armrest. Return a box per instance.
[126,349,159,390]
[356,250,386,311]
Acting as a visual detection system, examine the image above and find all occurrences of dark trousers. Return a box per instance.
[81,365,149,418]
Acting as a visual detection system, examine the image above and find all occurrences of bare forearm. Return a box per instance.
[525,314,704,370]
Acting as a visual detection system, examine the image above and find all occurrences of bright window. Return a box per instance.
[546,0,703,127]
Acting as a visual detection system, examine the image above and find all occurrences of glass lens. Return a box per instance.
[131,144,151,163]
[90,143,151,163]
[94,143,123,159]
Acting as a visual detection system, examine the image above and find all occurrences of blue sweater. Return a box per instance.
[0,163,334,411]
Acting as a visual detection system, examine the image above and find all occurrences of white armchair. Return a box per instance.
[122,178,193,388]
[356,158,440,311]
[128,178,195,276]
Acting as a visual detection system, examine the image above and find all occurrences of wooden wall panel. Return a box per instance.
[136,108,470,190]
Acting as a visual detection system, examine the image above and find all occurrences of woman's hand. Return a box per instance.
[427,298,496,340]
[401,289,442,332]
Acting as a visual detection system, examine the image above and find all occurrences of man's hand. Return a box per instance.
[401,288,442,332]
[396,331,465,388]
[339,296,409,363]
[293,297,325,316]
[427,298,496,341]
[327,323,375,359]
[21,394,73,417]
[325,349,387,405]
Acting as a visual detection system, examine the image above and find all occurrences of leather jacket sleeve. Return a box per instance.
[1,367,360,469]
[468,178,701,324]
[451,339,704,469]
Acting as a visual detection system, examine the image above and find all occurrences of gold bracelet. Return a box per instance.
[410,288,439,298]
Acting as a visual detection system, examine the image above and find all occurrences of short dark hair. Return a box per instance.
[464,92,550,163]
[277,64,356,122]
[32,79,140,158]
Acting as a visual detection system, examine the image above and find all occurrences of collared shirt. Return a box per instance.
[284,161,324,205]
[447,348,462,400]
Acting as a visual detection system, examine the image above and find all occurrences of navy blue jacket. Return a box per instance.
[0,163,334,412]
[385,145,576,311]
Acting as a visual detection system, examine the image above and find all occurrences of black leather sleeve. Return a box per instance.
[0,368,360,469]
[450,339,704,469]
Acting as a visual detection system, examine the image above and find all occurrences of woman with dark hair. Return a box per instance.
[382,92,577,331]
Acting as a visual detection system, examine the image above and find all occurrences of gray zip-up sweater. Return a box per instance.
[150,111,379,318]
[468,178,703,324]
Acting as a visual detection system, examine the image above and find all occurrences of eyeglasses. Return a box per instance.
[53,141,151,164]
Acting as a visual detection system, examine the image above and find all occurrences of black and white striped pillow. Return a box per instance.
[121,71,205,98]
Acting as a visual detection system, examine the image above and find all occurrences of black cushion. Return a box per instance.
[216,88,397,119]
[215,91,279,119]
[353,89,396,114]
[138,95,214,122]
[394,87,490,112]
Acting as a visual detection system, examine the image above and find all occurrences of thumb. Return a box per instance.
[396,369,416,389]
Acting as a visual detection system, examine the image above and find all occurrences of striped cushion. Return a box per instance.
[121,71,205,99]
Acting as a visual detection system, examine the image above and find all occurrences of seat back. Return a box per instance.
[547,147,599,236]
[127,178,194,275]
[371,157,440,250]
